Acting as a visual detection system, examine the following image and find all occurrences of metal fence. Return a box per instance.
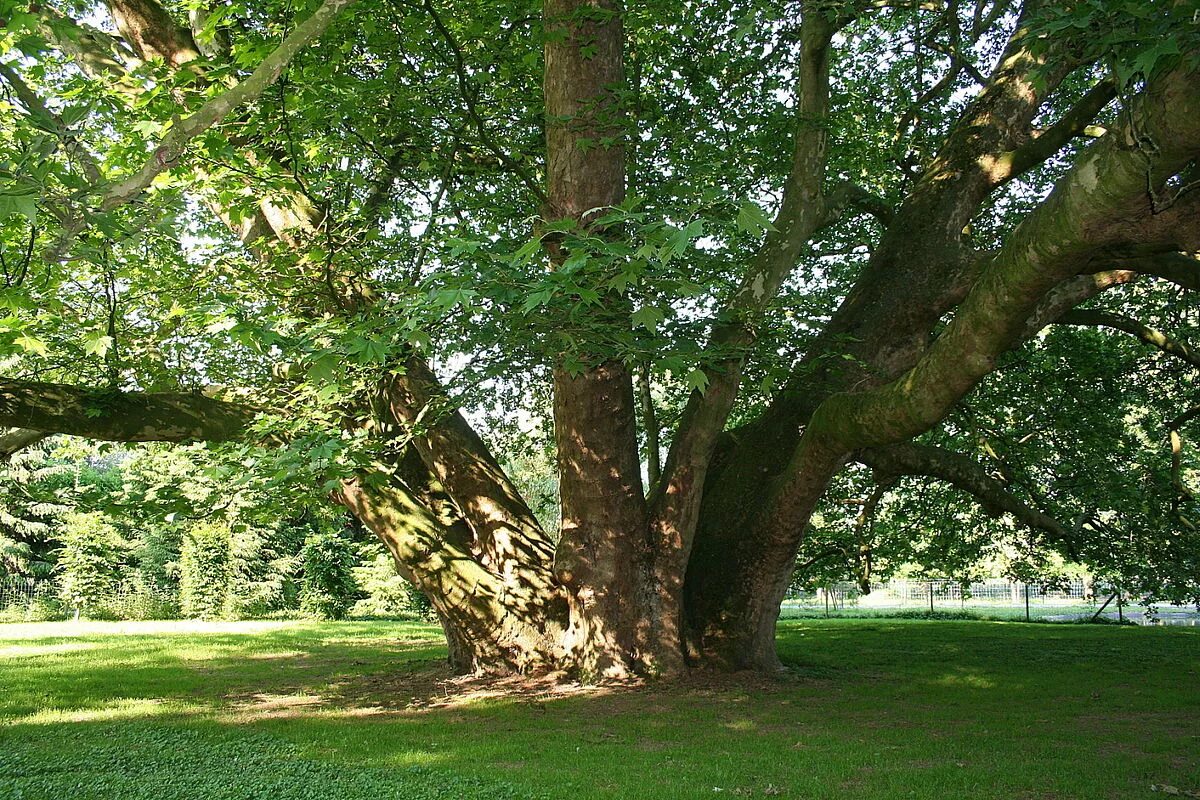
[0,577,178,621]
[785,577,1094,610]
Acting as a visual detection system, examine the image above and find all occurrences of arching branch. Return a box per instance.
[0,430,50,460]
[101,0,355,209]
[808,60,1200,454]
[1055,309,1200,370]
[1007,79,1117,181]
[1122,251,1200,292]
[0,380,259,443]
[858,442,1077,552]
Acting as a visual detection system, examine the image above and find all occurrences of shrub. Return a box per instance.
[57,512,126,618]
[351,546,433,620]
[179,521,231,619]
[224,522,303,619]
[0,589,67,623]
[299,531,358,620]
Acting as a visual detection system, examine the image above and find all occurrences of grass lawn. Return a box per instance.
[0,618,1196,799]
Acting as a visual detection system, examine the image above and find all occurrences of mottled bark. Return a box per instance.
[0,379,258,443]
[684,37,1200,669]
[106,0,203,67]
[385,358,564,639]
[542,0,690,676]
[338,478,563,673]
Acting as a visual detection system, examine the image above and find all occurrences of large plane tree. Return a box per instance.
[0,0,1197,677]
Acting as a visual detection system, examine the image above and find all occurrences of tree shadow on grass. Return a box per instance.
[1,621,1198,800]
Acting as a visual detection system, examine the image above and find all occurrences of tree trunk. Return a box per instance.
[337,477,566,673]
[541,0,684,677]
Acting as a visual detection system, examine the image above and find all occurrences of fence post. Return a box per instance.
[1024,583,1030,622]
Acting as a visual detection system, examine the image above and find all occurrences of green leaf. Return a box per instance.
[83,333,114,358]
[14,334,47,355]
[685,368,710,394]
[631,306,665,334]
[736,200,776,236]
[307,353,340,384]
[59,104,90,127]
[0,191,37,223]
[521,288,553,314]
[511,238,543,265]
[346,336,390,364]
[561,249,589,273]
[407,330,432,351]
[664,218,705,261]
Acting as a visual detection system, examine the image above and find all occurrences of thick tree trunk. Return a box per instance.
[541,0,686,677]
[337,477,565,673]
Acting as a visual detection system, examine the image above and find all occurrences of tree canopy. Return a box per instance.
[0,0,1198,676]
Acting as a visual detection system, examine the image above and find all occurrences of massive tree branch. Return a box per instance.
[106,0,203,67]
[858,442,1076,550]
[1055,309,1200,370]
[385,358,556,584]
[1022,252,1199,339]
[0,380,258,443]
[35,6,141,81]
[680,5,1120,668]
[808,60,1200,454]
[693,58,1200,661]
[337,476,563,673]
[101,0,354,209]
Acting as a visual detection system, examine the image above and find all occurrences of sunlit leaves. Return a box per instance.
[13,333,46,355]
[0,189,37,223]
[82,333,114,358]
[1028,1,1200,89]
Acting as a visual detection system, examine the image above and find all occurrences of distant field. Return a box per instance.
[1,618,1197,799]
[777,601,1200,624]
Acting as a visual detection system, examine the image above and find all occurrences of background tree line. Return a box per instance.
[0,437,435,621]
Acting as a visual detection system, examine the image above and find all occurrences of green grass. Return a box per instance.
[1,618,1197,799]
[776,602,1142,622]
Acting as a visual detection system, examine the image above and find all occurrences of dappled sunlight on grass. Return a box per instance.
[932,671,998,689]
[14,696,204,725]
[0,619,300,639]
[0,641,98,658]
[722,718,758,732]
[1,619,1197,799]
[243,649,308,660]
